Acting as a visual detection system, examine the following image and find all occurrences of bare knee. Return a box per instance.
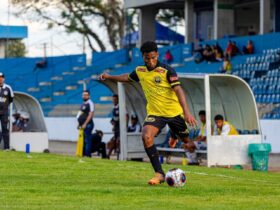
[142,133,154,148]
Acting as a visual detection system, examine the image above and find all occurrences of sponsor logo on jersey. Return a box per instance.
[137,67,146,72]
[154,68,165,73]
[0,97,6,103]
[3,90,8,96]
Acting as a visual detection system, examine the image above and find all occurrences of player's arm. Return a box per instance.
[166,67,196,126]
[82,111,94,129]
[99,73,130,82]
[173,86,197,127]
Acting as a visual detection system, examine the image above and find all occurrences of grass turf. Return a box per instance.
[0,151,280,210]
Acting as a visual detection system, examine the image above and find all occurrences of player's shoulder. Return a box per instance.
[135,65,147,72]
[3,84,12,90]
[157,62,176,73]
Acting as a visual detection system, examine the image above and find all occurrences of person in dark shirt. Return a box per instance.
[107,94,121,158]
[91,130,107,159]
[0,72,14,150]
[77,90,94,157]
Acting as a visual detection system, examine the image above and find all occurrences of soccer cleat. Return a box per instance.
[168,137,178,148]
[148,173,165,185]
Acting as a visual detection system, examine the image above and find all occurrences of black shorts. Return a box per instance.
[143,115,189,139]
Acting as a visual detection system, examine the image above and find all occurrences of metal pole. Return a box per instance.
[118,82,128,161]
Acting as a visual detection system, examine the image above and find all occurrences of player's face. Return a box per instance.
[215,120,224,129]
[82,92,90,101]
[143,51,159,70]
[199,114,206,123]
[113,96,118,105]
[0,77,4,85]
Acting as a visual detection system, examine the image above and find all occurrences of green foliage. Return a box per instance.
[11,0,127,52]
[1,151,280,210]
[6,40,27,57]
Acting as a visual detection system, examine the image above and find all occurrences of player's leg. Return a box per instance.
[1,114,10,150]
[142,116,166,185]
[168,130,178,148]
[83,123,93,157]
[107,136,115,158]
[168,115,190,145]
[184,141,199,165]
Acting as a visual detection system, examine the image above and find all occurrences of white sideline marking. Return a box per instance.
[185,170,280,185]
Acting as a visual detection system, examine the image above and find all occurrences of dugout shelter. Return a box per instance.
[102,74,262,167]
[9,91,48,152]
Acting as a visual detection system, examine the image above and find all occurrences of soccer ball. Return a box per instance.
[165,168,186,187]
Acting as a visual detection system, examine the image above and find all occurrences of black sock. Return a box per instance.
[145,145,164,175]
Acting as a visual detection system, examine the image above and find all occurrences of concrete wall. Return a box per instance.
[45,117,280,153]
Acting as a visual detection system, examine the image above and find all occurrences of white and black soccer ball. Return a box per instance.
[165,168,186,187]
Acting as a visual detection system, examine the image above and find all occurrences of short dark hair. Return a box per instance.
[214,114,224,121]
[83,90,90,95]
[199,110,206,116]
[140,41,158,54]
[96,130,103,136]
[113,94,118,98]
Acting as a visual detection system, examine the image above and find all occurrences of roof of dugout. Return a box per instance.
[101,74,260,132]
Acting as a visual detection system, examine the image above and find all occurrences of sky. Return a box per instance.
[0,0,107,59]
[0,0,185,59]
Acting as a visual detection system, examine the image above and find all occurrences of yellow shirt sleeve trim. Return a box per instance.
[170,81,181,87]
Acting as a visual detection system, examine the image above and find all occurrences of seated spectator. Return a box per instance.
[163,50,173,64]
[107,119,120,159]
[12,111,30,132]
[243,40,254,54]
[213,115,239,136]
[91,130,107,159]
[225,40,233,59]
[213,43,224,61]
[127,114,141,133]
[33,59,47,71]
[182,110,209,165]
[203,44,215,63]
[194,44,204,64]
[232,41,240,56]
[220,56,232,74]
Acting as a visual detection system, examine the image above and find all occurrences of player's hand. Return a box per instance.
[81,123,87,129]
[99,73,109,81]
[184,113,197,127]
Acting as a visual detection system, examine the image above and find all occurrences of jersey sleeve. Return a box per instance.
[128,70,139,82]
[7,85,14,103]
[89,101,95,112]
[166,67,180,87]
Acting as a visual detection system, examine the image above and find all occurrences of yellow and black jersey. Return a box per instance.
[128,62,183,117]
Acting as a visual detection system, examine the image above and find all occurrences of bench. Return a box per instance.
[157,147,207,162]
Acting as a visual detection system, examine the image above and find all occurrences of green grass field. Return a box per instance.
[1,151,280,210]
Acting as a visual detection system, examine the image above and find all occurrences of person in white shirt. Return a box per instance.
[127,114,142,133]
[213,115,239,136]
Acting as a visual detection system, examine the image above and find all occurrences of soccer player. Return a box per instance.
[0,72,14,150]
[213,114,239,136]
[99,41,196,185]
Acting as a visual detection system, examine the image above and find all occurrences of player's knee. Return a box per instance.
[142,133,154,148]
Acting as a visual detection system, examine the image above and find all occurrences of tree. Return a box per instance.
[11,0,128,52]
[6,39,27,58]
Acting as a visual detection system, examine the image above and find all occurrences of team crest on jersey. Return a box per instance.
[3,90,8,95]
[154,76,161,84]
